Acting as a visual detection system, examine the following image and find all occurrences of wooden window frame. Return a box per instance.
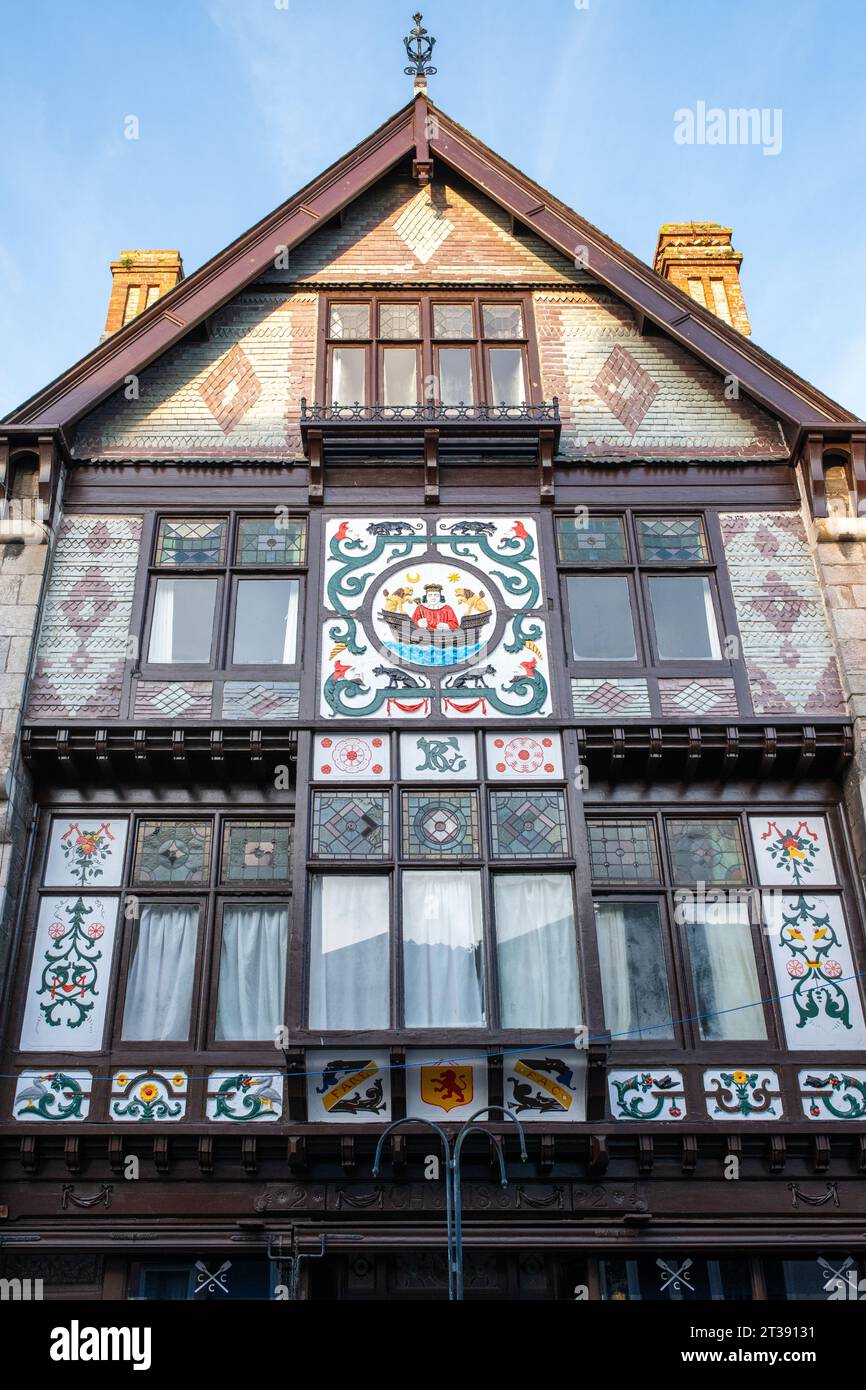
[139,512,306,683]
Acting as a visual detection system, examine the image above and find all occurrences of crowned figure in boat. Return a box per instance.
[412,581,459,631]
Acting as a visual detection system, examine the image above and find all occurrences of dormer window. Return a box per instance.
[322,293,534,409]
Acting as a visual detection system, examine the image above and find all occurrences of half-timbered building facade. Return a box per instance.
[2,58,866,1302]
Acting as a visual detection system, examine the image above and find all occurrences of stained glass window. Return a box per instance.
[489,791,569,859]
[236,518,306,566]
[329,304,370,339]
[482,304,524,339]
[133,820,212,884]
[556,516,627,564]
[433,304,474,339]
[311,792,390,860]
[156,519,226,566]
[588,819,660,883]
[379,304,420,339]
[666,818,746,884]
[402,792,480,859]
[221,821,292,883]
[636,516,708,563]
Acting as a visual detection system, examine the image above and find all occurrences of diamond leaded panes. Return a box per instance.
[379,304,420,339]
[236,518,306,565]
[329,304,370,339]
[402,792,480,859]
[482,304,524,339]
[556,515,628,564]
[156,519,226,566]
[588,819,660,883]
[311,792,390,860]
[666,818,746,884]
[489,791,569,859]
[221,821,292,882]
[636,516,708,563]
[133,820,212,883]
[432,304,474,339]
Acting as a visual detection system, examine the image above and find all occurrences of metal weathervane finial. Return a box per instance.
[404,11,437,80]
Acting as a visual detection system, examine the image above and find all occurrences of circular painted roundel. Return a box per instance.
[499,735,546,775]
[330,737,372,775]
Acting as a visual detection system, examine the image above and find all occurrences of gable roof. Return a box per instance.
[3,95,861,441]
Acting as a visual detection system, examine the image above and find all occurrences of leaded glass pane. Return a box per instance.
[489,790,569,859]
[666,818,746,884]
[236,518,306,565]
[221,821,292,882]
[379,304,420,339]
[588,819,660,883]
[433,303,474,339]
[636,516,708,563]
[329,304,370,339]
[402,791,479,859]
[133,820,212,884]
[556,515,627,564]
[482,304,524,339]
[311,792,390,860]
[156,518,226,566]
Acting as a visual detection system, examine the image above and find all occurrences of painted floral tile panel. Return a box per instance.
[749,815,836,887]
[20,895,120,1051]
[44,817,129,888]
[485,732,564,780]
[305,1051,392,1123]
[703,1068,782,1120]
[111,1070,188,1122]
[312,732,390,780]
[766,894,866,1049]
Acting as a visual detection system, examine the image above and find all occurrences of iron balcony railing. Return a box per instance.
[300,398,559,425]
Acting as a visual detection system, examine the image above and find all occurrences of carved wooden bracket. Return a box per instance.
[307,428,323,504]
[424,427,439,504]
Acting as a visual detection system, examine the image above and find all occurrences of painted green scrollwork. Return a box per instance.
[612,1072,684,1120]
[37,896,105,1030]
[779,895,852,1033]
[803,1072,866,1120]
[213,1073,281,1121]
[16,1072,87,1120]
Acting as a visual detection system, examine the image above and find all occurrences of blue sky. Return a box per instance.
[2,0,865,417]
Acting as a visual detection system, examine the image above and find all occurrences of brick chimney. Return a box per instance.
[103,250,184,336]
[653,223,750,336]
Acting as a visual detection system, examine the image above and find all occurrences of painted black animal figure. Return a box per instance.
[316,1061,368,1095]
[366,521,423,536]
[371,664,425,689]
[443,520,496,535]
[445,664,496,689]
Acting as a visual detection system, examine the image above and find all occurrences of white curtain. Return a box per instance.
[216,904,288,1040]
[682,901,767,1040]
[594,901,673,1040]
[122,904,198,1040]
[308,876,389,1029]
[494,874,579,1028]
[281,582,299,664]
[149,580,175,662]
[403,871,484,1027]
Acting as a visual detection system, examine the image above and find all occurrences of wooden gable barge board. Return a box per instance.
[3,107,417,431]
[429,121,856,430]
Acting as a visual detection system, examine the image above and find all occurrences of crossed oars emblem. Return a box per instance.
[194,1260,231,1295]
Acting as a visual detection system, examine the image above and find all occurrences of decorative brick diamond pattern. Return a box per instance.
[571,678,651,718]
[658,679,739,718]
[27,516,142,719]
[720,512,845,714]
[489,790,569,859]
[591,345,660,434]
[221,682,300,721]
[133,682,213,720]
[393,188,455,264]
[198,343,262,433]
